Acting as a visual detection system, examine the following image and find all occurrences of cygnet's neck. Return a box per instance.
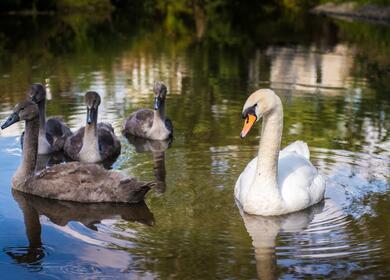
[153,100,165,122]
[149,101,169,140]
[13,117,39,188]
[79,110,101,162]
[37,100,46,134]
[255,98,283,186]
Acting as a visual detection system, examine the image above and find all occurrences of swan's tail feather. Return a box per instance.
[310,174,326,204]
[282,140,310,160]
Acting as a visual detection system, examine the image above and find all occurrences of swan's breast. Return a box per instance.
[234,157,257,203]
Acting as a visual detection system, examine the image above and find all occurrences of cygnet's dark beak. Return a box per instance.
[86,107,93,124]
[154,96,161,110]
[1,112,20,129]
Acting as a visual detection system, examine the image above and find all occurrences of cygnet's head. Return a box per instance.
[240,89,279,138]
[29,83,46,104]
[1,100,39,130]
[85,91,101,124]
[153,81,167,110]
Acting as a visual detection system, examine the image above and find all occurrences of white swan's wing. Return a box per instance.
[278,152,325,211]
[235,144,325,215]
[281,140,310,160]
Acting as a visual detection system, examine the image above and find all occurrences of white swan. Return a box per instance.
[235,89,325,216]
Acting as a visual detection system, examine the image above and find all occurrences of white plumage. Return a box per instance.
[235,90,325,216]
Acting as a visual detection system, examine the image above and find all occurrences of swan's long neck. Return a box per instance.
[150,101,169,140]
[37,100,46,134]
[84,114,98,142]
[13,118,39,187]
[79,109,101,162]
[256,99,283,186]
[153,101,165,122]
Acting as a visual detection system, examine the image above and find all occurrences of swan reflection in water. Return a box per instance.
[5,189,154,267]
[125,135,172,193]
[239,201,324,280]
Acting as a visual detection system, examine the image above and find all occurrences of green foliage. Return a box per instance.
[0,0,113,12]
[56,0,113,12]
[0,0,389,15]
[280,0,320,11]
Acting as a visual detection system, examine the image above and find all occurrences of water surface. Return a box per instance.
[0,14,389,279]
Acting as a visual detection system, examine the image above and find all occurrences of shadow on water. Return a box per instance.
[125,135,172,193]
[4,189,154,268]
[239,201,325,280]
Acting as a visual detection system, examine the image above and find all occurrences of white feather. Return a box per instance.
[235,89,326,216]
[281,140,310,160]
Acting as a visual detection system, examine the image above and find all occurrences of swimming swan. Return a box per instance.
[123,81,173,140]
[21,83,72,154]
[64,91,121,164]
[1,100,154,203]
[235,89,325,216]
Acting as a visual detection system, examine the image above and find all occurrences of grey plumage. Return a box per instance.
[64,122,121,163]
[21,83,71,153]
[17,162,154,203]
[2,100,154,204]
[124,109,154,137]
[123,81,173,140]
[46,117,72,152]
[64,91,121,164]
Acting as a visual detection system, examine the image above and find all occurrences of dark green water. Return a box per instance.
[0,14,389,279]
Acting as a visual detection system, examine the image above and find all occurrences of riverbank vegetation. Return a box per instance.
[1,0,388,15]
[0,0,388,99]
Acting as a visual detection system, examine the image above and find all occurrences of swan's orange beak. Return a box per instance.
[240,114,256,138]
